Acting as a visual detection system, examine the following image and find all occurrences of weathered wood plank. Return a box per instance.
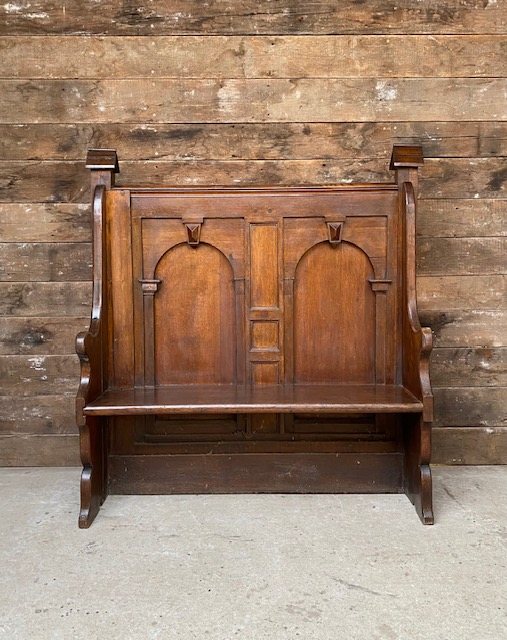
[0,317,87,355]
[433,427,507,465]
[0,434,79,465]
[0,396,75,435]
[0,354,78,396]
[0,282,91,316]
[417,237,507,276]
[417,276,507,311]
[0,203,90,242]
[1,79,506,124]
[2,36,506,79]
[418,200,507,238]
[431,348,507,387]
[420,310,507,348]
[433,387,507,427]
[0,243,91,281]
[2,123,506,161]
[0,1,505,35]
[2,159,507,202]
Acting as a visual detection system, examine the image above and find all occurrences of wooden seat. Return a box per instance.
[84,384,423,415]
[76,145,434,527]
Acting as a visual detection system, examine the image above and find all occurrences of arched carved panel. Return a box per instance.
[154,243,236,385]
[294,241,376,384]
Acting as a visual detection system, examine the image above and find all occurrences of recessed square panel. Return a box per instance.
[251,321,279,351]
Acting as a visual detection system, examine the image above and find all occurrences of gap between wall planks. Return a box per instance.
[0,22,506,465]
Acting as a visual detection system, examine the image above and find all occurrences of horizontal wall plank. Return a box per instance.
[0,243,91,281]
[0,354,78,396]
[0,395,75,435]
[0,434,79,465]
[1,79,506,124]
[433,427,507,465]
[0,282,91,316]
[418,200,507,238]
[0,317,87,355]
[0,1,505,35]
[2,123,506,161]
[417,275,506,311]
[431,348,507,387]
[0,203,90,242]
[433,387,507,427]
[2,159,507,202]
[417,237,507,276]
[420,310,507,348]
[2,36,506,79]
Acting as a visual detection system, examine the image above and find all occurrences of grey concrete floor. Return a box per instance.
[0,467,506,640]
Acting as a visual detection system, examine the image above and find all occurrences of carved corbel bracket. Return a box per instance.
[324,215,346,245]
[182,217,204,247]
[368,278,392,292]
[139,279,161,295]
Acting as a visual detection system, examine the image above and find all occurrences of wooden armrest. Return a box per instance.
[76,184,108,427]
[401,181,433,423]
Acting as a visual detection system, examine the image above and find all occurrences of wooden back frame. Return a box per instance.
[76,145,433,527]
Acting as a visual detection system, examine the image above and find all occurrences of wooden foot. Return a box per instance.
[78,416,108,528]
[404,416,434,525]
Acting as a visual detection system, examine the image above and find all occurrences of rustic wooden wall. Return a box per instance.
[0,1,506,465]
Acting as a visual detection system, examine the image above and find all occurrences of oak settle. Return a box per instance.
[77,145,433,527]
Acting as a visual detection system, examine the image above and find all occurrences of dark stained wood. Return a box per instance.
[76,145,434,526]
[2,123,506,161]
[84,384,423,415]
[108,452,404,495]
[1,1,504,35]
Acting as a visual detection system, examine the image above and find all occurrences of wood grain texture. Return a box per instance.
[2,159,507,202]
[1,79,506,124]
[418,200,507,238]
[0,396,75,434]
[420,310,507,348]
[0,354,78,396]
[2,123,506,160]
[417,237,507,276]
[432,427,507,465]
[0,434,79,465]
[1,3,506,467]
[417,276,507,310]
[0,203,90,241]
[0,282,91,316]
[431,348,507,387]
[1,1,505,35]
[2,36,506,79]
[433,388,507,427]
[0,243,92,281]
[0,317,88,355]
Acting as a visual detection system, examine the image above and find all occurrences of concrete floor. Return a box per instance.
[0,467,506,640]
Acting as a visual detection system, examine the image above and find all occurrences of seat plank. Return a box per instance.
[84,384,423,415]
